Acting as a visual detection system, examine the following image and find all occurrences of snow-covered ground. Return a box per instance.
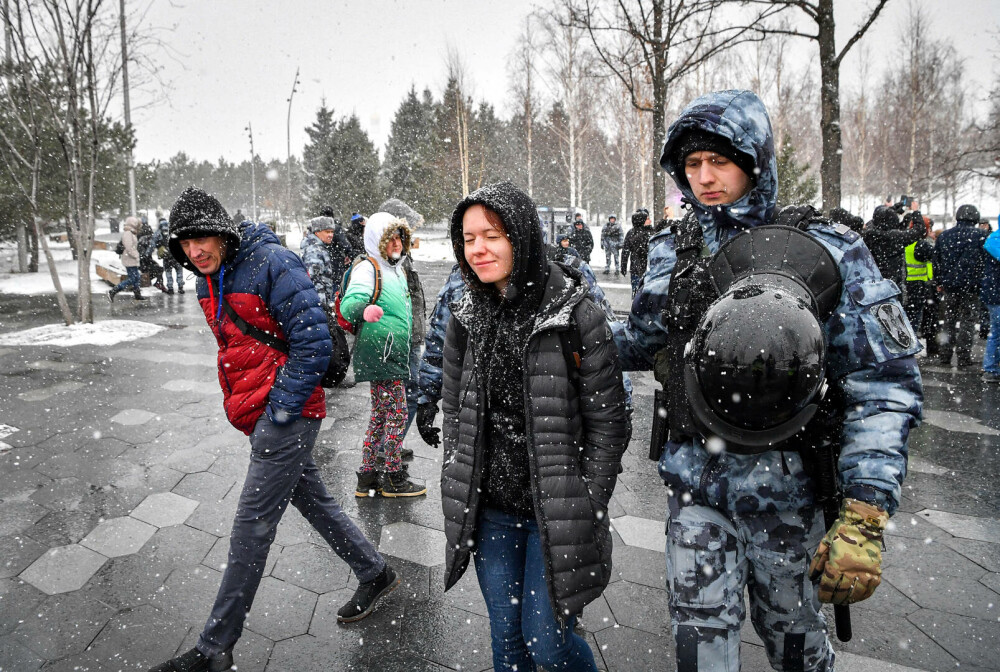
[0,319,166,347]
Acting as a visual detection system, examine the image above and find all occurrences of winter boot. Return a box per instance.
[336,564,400,623]
[177,286,186,294]
[147,646,233,672]
[166,287,175,295]
[154,278,166,293]
[401,446,414,460]
[108,288,119,303]
[379,466,426,497]
[355,470,380,497]
[133,288,148,301]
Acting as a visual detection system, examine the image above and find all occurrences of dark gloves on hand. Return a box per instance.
[416,402,440,447]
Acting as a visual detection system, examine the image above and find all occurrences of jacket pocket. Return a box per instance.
[846,279,921,362]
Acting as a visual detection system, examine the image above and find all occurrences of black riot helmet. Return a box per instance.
[684,224,841,450]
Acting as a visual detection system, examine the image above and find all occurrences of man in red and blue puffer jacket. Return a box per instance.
[148,188,398,672]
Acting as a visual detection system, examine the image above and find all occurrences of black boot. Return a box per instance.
[166,287,175,295]
[108,288,119,303]
[379,466,427,497]
[336,565,399,623]
[354,470,380,497]
[177,287,186,295]
[148,646,233,672]
[133,288,148,301]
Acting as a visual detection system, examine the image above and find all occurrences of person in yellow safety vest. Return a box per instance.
[903,214,935,338]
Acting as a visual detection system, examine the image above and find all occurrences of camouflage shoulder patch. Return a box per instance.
[872,303,912,350]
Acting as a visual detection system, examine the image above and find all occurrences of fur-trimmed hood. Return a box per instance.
[363,212,413,271]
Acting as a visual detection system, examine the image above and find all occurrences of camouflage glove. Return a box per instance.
[808,498,888,605]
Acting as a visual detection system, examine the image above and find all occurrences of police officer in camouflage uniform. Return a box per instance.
[612,90,923,671]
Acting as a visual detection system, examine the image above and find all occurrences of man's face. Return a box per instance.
[909,200,920,211]
[575,220,583,228]
[315,229,335,244]
[179,236,226,275]
[385,233,403,260]
[609,217,616,224]
[684,151,752,206]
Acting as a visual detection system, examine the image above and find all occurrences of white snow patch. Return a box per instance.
[0,319,166,347]
[0,424,17,440]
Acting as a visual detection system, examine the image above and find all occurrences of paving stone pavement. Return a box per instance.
[1,261,998,671]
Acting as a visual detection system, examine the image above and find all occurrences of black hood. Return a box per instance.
[450,181,548,304]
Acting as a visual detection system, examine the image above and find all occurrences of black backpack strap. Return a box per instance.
[221,300,290,355]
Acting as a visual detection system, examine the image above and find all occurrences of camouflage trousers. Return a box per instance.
[666,504,835,672]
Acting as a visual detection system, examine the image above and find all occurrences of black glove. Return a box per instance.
[416,402,440,447]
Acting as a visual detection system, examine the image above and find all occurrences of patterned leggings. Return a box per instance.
[360,379,407,473]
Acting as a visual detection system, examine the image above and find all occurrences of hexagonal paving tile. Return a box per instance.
[19,544,106,595]
[80,516,157,557]
[611,515,666,553]
[378,522,445,567]
[162,447,217,474]
[130,492,199,528]
[161,379,220,395]
[110,408,158,426]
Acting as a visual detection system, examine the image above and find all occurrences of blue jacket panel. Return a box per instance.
[982,228,1000,305]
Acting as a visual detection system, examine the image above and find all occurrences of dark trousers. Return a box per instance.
[940,290,979,365]
[903,281,931,337]
[196,415,384,656]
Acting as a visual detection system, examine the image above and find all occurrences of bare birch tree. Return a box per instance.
[563,0,782,215]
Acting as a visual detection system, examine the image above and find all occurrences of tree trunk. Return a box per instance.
[817,0,842,212]
[36,218,74,325]
[651,2,666,217]
[16,220,28,272]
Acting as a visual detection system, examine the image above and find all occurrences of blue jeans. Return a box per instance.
[984,304,1000,374]
[197,415,384,656]
[112,266,141,293]
[473,508,598,672]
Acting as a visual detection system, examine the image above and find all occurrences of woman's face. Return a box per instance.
[463,204,514,292]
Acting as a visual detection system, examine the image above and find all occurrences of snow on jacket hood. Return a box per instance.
[659,89,777,236]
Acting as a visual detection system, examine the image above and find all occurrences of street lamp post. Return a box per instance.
[285,68,299,232]
[246,122,257,223]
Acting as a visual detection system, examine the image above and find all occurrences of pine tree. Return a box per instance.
[776,139,819,210]
[302,104,383,219]
[383,86,436,215]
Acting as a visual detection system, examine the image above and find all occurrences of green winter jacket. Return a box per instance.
[340,212,413,382]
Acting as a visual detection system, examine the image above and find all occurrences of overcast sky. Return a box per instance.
[130,0,999,164]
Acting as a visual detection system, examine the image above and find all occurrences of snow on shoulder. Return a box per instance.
[0,320,166,347]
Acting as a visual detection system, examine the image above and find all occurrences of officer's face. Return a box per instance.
[463,204,514,293]
[684,151,752,206]
[315,229,335,244]
[180,235,226,275]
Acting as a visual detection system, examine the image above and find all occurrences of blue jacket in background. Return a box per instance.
[982,228,1000,305]
[614,89,922,516]
[933,221,988,293]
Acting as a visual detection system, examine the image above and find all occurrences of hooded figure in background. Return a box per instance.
[600,215,624,274]
[440,181,628,672]
[339,212,426,498]
[613,90,922,672]
[300,216,350,307]
[862,205,926,285]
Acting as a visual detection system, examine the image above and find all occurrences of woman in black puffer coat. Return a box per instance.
[441,181,628,672]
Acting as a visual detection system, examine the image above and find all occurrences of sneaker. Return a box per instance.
[983,372,1000,384]
[337,565,400,623]
[148,646,233,672]
[379,467,427,497]
[355,470,380,497]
